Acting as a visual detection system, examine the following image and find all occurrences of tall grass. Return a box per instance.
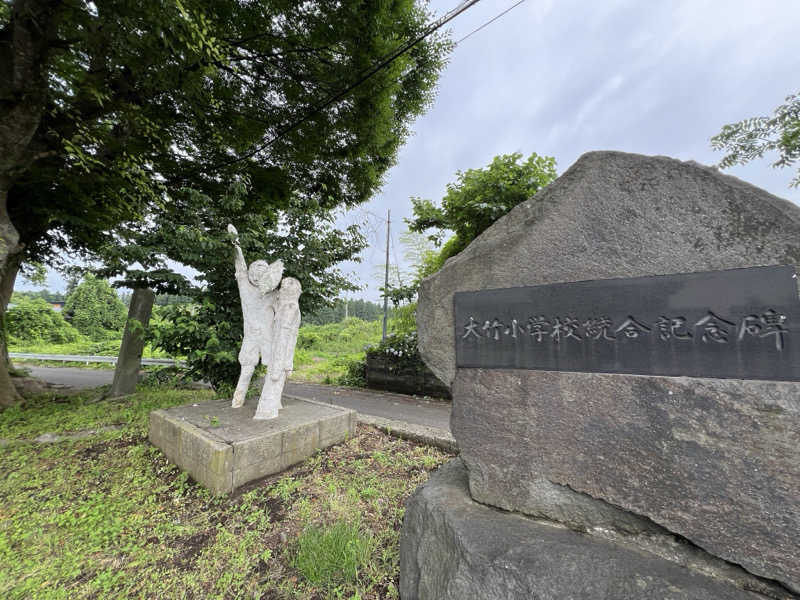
[292,317,383,383]
[293,519,376,586]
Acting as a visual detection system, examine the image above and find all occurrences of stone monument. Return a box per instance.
[400,151,800,599]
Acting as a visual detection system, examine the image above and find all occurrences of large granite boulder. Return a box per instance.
[400,459,793,600]
[418,151,800,387]
[414,151,800,592]
[452,369,800,592]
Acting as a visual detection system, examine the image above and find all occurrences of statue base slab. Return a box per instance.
[149,395,356,495]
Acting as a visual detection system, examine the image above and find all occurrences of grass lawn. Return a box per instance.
[0,385,452,599]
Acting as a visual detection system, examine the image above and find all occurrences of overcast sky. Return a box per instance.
[341,0,800,302]
[21,0,800,300]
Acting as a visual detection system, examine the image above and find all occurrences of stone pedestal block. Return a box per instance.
[400,460,791,600]
[149,395,356,495]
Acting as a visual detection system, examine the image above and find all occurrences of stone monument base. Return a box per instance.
[400,459,789,600]
[149,395,356,495]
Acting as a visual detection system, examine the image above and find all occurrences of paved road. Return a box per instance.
[25,366,452,433]
[26,365,115,388]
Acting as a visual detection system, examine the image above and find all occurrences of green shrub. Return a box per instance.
[63,274,126,340]
[366,331,425,373]
[337,357,367,387]
[390,302,417,335]
[140,366,190,389]
[293,519,375,587]
[296,329,321,350]
[150,301,239,392]
[6,297,82,344]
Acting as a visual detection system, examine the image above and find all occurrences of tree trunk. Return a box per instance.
[0,1,70,407]
[111,287,155,397]
[0,187,22,407]
[0,250,22,370]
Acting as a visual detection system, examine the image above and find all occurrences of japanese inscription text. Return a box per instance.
[453,266,800,381]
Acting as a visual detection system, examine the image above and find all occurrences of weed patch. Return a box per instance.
[293,519,375,588]
[0,387,453,599]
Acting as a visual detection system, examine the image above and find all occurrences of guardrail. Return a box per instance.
[10,353,181,366]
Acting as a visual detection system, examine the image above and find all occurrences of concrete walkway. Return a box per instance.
[23,366,455,449]
[285,381,451,431]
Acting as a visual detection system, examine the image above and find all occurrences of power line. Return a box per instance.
[213,0,483,171]
[455,0,527,45]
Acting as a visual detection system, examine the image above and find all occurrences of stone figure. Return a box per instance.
[254,277,302,420]
[227,224,284,410]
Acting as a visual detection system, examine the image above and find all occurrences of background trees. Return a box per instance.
[6,296,80,345]
[304,299,383,326]
[62,275,126,341]
[0,0,449,404]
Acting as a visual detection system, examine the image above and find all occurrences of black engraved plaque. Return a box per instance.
[454,265,800,381]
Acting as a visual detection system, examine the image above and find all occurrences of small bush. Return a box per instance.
[366,331,424,373]
[337,357,367,387]
[296,329,321,350]
[140,366,190,389]
[293,520,375,587]
[150,302,239,392]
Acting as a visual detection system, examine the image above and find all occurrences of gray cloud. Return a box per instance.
[345,0,800,301]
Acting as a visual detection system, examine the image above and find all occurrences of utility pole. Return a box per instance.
[382,209,390,341]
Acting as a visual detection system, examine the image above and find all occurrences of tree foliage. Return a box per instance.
[4,0,450,268]
[6,296,80,344]
[10,289,64,303]
[0,0,450,403]
[390,152,558,306]
[408,152,557,259]
[63,275,126,340]
[712,92,800,188]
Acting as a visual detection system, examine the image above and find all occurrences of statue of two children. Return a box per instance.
[227,224,301,420]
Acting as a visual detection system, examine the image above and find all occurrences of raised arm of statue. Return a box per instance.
[227,224,247,279]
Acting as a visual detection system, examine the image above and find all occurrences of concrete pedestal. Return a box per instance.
[149,395,356,495]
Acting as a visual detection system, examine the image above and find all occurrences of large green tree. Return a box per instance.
[387,152,558,314]
[408,152,557,261]
[712,92,799,188]
[0,0,449,404]
[63,274,126,340]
